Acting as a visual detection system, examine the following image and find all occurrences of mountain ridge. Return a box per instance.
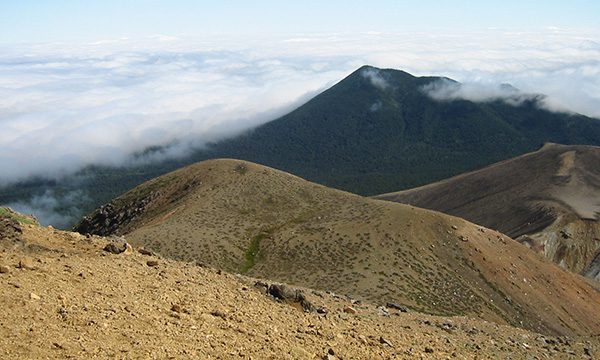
[195,65,600,194]
[75,158,600,336]
[375,143,600,278]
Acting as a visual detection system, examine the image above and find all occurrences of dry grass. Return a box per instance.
[376,143,600,276]
[4,222,598,359]
[80,158,600,336]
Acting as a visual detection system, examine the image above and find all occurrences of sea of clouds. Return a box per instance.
[2,29,599,185]
[1,29,600,225]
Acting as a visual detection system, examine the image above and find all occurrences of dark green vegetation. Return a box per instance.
[240,231,269,274]
[199,66,600,195]
[2,65,600,227]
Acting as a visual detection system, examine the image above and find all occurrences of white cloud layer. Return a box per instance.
[1,29,600,186]
[7,189,89,228]
[421,79,550,108]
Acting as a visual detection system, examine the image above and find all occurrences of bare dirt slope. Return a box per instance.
[376,143,600,277]
[74,159,600,337]
[2,212,600,359]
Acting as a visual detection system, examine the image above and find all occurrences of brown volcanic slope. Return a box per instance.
[3,212,600,359]
[376,143,600,279]
[75,159,600,336]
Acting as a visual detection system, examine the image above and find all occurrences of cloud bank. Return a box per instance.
[0,39,354,184]
[7,190,89,228]
[421,79,551,109]
[1,29,600,189]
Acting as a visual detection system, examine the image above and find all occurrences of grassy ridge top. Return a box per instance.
[75,158,600,336]
[0,207,38,226]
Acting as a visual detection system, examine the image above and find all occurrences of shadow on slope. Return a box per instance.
[375,143,600,277]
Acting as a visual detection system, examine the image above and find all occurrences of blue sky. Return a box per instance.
[2,0,599,43]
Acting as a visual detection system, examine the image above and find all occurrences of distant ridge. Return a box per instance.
[375,143,600,278]
[193,65,600,195]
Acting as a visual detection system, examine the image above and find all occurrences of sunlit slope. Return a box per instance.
[376,143,600,277]
[3,211,598,358]
[75,159,600,336]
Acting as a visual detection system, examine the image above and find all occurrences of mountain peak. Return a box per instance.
[4,66,600,226]
[348,65,419,87]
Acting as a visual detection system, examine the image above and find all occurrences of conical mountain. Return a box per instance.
[194,65,600,195]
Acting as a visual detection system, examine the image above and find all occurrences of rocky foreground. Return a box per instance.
[0,213,598,359]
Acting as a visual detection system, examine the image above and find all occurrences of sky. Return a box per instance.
[1,1,600,225]
[2,0,600,43]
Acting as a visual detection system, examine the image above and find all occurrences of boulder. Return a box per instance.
[268,284,315,312]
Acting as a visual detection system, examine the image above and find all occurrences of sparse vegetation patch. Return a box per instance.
[0,207,38,226]
[240,230,270,273]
